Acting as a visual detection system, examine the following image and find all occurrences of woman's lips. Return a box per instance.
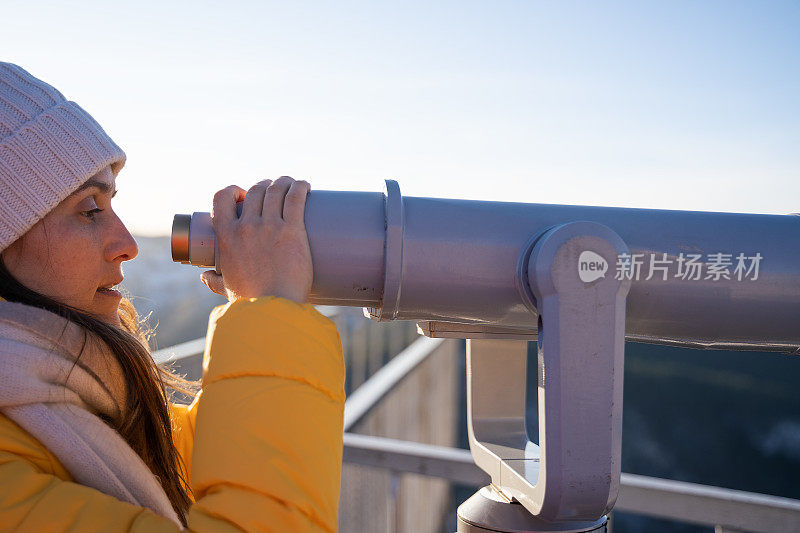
[96,287,122,298]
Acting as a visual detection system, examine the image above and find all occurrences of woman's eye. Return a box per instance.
[81,208,104,220]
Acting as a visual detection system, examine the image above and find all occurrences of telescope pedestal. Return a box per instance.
[457,486,606,533]
[463,221,631,531]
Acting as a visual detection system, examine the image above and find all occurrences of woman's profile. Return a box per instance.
[0,61,344,531]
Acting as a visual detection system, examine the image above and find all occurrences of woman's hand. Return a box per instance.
[200,176,313,304]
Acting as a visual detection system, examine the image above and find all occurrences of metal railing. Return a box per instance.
[154,332,800,533]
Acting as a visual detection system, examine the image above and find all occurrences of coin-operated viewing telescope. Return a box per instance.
[172,180,800,532]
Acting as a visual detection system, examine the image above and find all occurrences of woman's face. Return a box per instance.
[1,166,138,326]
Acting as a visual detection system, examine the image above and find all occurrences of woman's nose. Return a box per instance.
[105,212,139,263]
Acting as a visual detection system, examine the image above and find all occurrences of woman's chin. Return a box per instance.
[91,292,123,326]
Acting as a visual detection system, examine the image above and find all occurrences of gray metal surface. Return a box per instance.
[174,180,800,352]
[457,486,607,533]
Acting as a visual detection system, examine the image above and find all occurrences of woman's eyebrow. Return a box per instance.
[69,178,117,198]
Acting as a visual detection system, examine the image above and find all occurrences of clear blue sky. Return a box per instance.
[4,1,799,235]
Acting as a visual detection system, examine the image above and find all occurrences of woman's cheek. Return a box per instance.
[48,224,100,302]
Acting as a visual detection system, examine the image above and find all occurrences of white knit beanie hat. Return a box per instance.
[0,62,126,252]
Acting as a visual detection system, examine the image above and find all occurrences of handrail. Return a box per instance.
[152,337,205,365]
[341,433,800,533]
[618,473,800,532]
[343,433,488,487]
[344,336,444,431]
[337,335,800,532]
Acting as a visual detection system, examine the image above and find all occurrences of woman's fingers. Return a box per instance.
[205,175,313,303]
[283,180,310,225]
[241,179,272,221]
[211,185,247,232]
[263,176,294,221]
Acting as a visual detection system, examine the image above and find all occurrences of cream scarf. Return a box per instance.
[0,300,181,526]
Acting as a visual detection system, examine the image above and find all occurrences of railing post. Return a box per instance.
[387,471,401,533]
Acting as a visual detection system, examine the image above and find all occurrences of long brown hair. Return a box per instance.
[0,259,197,525]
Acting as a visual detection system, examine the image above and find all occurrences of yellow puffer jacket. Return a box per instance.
[0,296,345,532]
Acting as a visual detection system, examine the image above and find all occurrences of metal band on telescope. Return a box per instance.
[371,179,404,321]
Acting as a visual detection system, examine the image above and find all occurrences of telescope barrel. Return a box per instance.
[172,181,800,353]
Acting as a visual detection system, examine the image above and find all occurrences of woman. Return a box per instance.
[0,62,344,531]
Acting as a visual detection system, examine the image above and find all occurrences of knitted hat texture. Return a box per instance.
[0,62,126,252]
